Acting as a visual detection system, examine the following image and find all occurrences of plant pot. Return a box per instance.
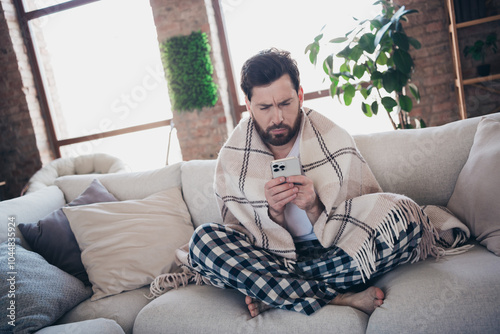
[477,64,491,77]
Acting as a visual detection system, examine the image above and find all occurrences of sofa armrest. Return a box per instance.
[0,185,65,247]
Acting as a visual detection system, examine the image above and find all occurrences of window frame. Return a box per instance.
[14,0,172,158]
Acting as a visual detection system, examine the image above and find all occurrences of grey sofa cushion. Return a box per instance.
[56,287,151,334]
[0,240,91,334]
[134,284,368,334]
[35,318,125,334]
[366,242,500,334]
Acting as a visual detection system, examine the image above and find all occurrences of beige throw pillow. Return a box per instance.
[63,187,194,300]
[447,117,500,256]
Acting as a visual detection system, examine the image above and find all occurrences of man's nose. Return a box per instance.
[272,107,284,125]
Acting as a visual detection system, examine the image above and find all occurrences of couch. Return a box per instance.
[1,113,499,334]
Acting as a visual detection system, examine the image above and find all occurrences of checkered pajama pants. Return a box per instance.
[188,221,422,316]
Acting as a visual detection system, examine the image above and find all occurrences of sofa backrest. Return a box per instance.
[180,113,500,227]
[181,160,221,228]
[355,113,500,206]
[54,162,183,202]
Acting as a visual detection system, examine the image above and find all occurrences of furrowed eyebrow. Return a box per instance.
[279,98,293,105]
[257,98,293,108]
[257,103,272,108]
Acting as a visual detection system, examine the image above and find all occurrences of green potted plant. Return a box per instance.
[463,32,498,77]
[305,0,423,129]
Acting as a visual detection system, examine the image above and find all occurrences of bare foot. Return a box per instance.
[330,286,384,315]
[245,296,272,317]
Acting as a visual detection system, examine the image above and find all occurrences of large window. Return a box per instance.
[18,0,181,171]
[219,0,393,134]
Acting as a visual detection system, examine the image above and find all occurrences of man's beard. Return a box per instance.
[253,108,302,147]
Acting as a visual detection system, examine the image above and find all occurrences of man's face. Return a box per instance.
[246,74,303,147]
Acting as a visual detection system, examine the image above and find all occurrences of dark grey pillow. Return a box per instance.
[0,239,92,333]
[18,179,117,285]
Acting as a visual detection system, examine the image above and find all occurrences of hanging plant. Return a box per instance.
[305,0,424,129]
[161,31,218,112]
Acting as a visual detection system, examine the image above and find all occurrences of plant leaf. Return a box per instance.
[376,51,388,65]
[305,42,320,65]
[408,83,420,103]
[382,69,398,93]
[359,33,376,54]
[392,6,418,25]
[374,21,392,46]
[343,83,356,106]
[349,45,364,62]
[381,96,398,112]
[371,70,383,80]
[408,37,421,50]
[353,63,366,79]
[362,102,373,117]
[371,101,379,115]
[397,69,409,88]
[399,94,413,112]
[392,32,409,51]
[393,49,413,74]
[323,54,334,75]
[370,19,383,30]
[329,37,348,43]
[336,45,351,59]
[360,87,369,99]
[330,79,339,97]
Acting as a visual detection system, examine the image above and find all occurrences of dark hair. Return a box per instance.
[240,48,300,101]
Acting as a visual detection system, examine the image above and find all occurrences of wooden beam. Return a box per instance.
[56,119,171,148]
[24,0,102,20]
[13,0,61,157]
[456,14,500,29]
[211,0,240,125]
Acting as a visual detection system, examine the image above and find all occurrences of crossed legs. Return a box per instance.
[189,222,421,317]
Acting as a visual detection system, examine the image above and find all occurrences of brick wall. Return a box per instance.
[0,0,53,200]
[149,0,232,160]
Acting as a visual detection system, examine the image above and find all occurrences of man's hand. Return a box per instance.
[265,175,324,226]
[286,175,325,224]
[265,177,297,226]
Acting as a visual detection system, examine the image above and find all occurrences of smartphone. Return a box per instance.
[270,156,302,179]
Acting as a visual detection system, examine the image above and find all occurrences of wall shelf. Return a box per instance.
[456,14,500,29]
[445,0,500,119]
[463,73,500,85]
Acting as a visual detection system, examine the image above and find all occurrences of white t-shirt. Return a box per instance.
[283,132,318,242]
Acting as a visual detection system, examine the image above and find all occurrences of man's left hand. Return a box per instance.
[285,175,325,224]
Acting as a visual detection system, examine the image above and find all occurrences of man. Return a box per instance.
[151,48,457,317]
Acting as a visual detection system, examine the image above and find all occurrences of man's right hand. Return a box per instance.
[264,177,297,226]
